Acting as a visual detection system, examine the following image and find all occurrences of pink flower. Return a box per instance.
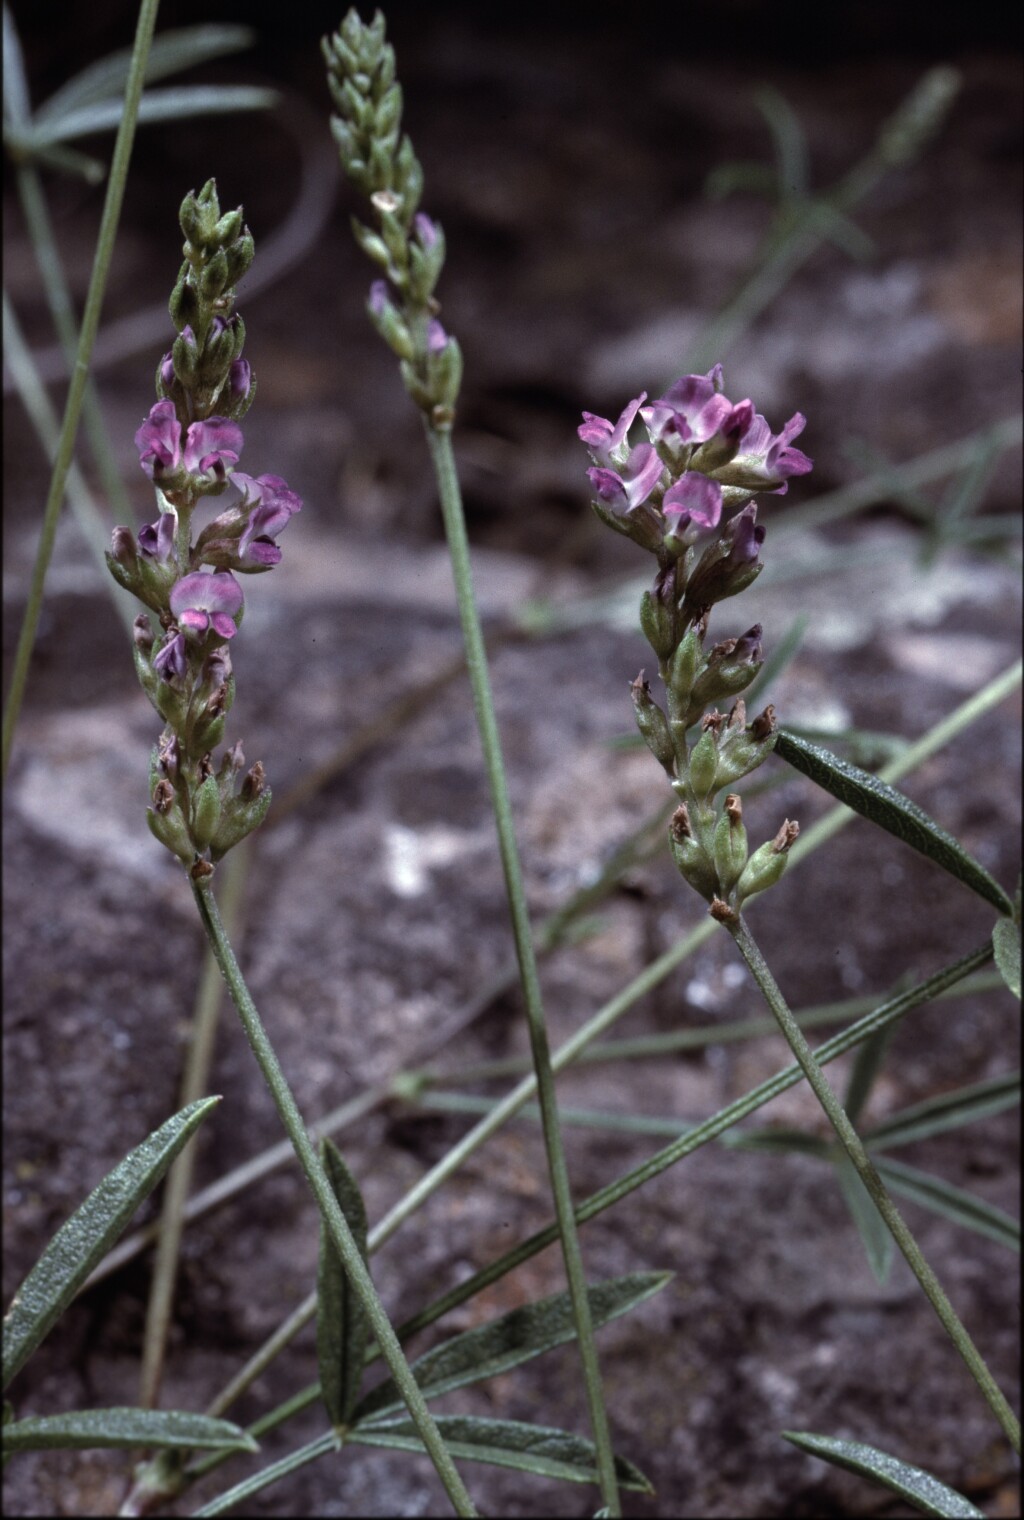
[578,393,647,468]
[169,570,244,640]
[641,369,734,450]
[662,472,723,537]
[232,473,302,568]
[182,417,243,479]
[587,442,664,512]
[135,400,182,478]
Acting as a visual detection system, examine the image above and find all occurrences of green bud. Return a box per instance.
[172,328,200,388]
[688,726,719,799]
[210,785,272,861]
[351,215,393,271]
[667,626,703,706]
[631,674,676,777]
[712,794,748,894]
[668,806,716,899]
[191,775,222,852]
[735,818,799,905]
[192,713,226,754]
[639,589,676,661]
[200,250,230,301]
[147,803,193,864]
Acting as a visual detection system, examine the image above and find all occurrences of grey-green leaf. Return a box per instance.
[36,25,257,123]
[782,1431,985,1516]
[874,1157,1019,1251]
[992,916,1021,999]
[349,1415,653,1493]
[863,1071,1020,1150]
[352,1271,671,1426]
[2,1097,220,1391]
[2,1407,255,1455]
[26,87,278,148]
[316,1139,370,1429]
[834,1153,894,1283]
[774,727,1014,915]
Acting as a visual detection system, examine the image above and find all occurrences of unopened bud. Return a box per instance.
[688,726,719,799]
[191,775,222,852]
[631,673,676,776]
[241,760,266,803]
[712,793,748,893]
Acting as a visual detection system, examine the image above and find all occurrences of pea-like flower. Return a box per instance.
[587,442,664,512]
[578,393,647,469]
[662,472,723,542]
[713,410,812,494]
[135,401,243,484]
[232,473,302,568]
[169,570,244,640]
[137,511,176,562]
[641,369,734,455]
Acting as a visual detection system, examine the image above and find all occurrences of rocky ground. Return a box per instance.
[3,4,1020,1516]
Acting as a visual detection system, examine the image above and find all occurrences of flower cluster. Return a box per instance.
[581,367,811,919]
[323,9,461,427]
[106,181,302,874]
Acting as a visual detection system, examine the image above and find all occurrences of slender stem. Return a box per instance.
[189,877,478,1518]
[2,291,136,633]
[191,660,1020,1438]
[138,850,248,1409]
[425,422,620,1513]
[188,941,996,1483]
[1,0,160,779]
[14,162,135,523]
[726,913,1020,1453]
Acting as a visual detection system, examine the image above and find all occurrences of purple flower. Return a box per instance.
[715,410,813,494]
[662,473,723,538]
[724,502,767,566]
[154,631,188,682]
[578,393,647,468]
[414,212,439,249]
[135,400,182,478]
[641,369,734,451]
[231,473,302,568]
[137,512,176,562]
[159,349,176,390]
[169,570,244,640]
[369,280,391,317]
[587,441,664,512]
[229,359,251,402]
[427,319,449,354]
[182,417,243,478]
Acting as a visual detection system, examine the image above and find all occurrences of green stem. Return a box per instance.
[14,162,135,524]
[186,661,1020,1442]
[189,877,478,1518]
[424,422,621,1514]
[1,0,159,780]
[725,913,1020,1453]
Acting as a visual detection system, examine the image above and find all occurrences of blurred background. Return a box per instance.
[3,2,1021,1516]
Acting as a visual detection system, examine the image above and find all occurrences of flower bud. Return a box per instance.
[668,805,716,898]
[712,793,748,894]
[631,673,676,776]
[147,801,193,864]
[639,589,676,661]
[667,626,703,707]
[688,725,719,799]
[191,774,223,852]
[735,818,799,905]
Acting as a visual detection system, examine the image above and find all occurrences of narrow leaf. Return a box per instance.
[192,1432,339,1518]
[2,1097,220,1391]
[834,1154,894,1284]
[2,1407,255,1455]
[782,1431,985,1516]
[349,1416,653,1493]
[27,87,278,147]
[352,1272,671,1426]
[843,1024,894,1126]
[992,916,1021,999]
[863,1072,1020,1150]
[774,727,1014,915]
[316,1139,370,1429]
[874,1157,1019,1251]
[726,1127,830,1157]
[36,25,257,122]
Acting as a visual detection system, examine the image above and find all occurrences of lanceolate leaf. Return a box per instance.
[833,1153,894,1284]
[863,1071,1020,1150]
[873,1157,1020,1251]
[316,1139,370,1429]
[348,1416,654,1493]
[782,1431,985,1517]
[2,1097,220,1392]
[2,1407,256,1455]
[352,1272,671,1427]
[24,87,278,148]
[992,916,1021,999]
[773,728,1014,915]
